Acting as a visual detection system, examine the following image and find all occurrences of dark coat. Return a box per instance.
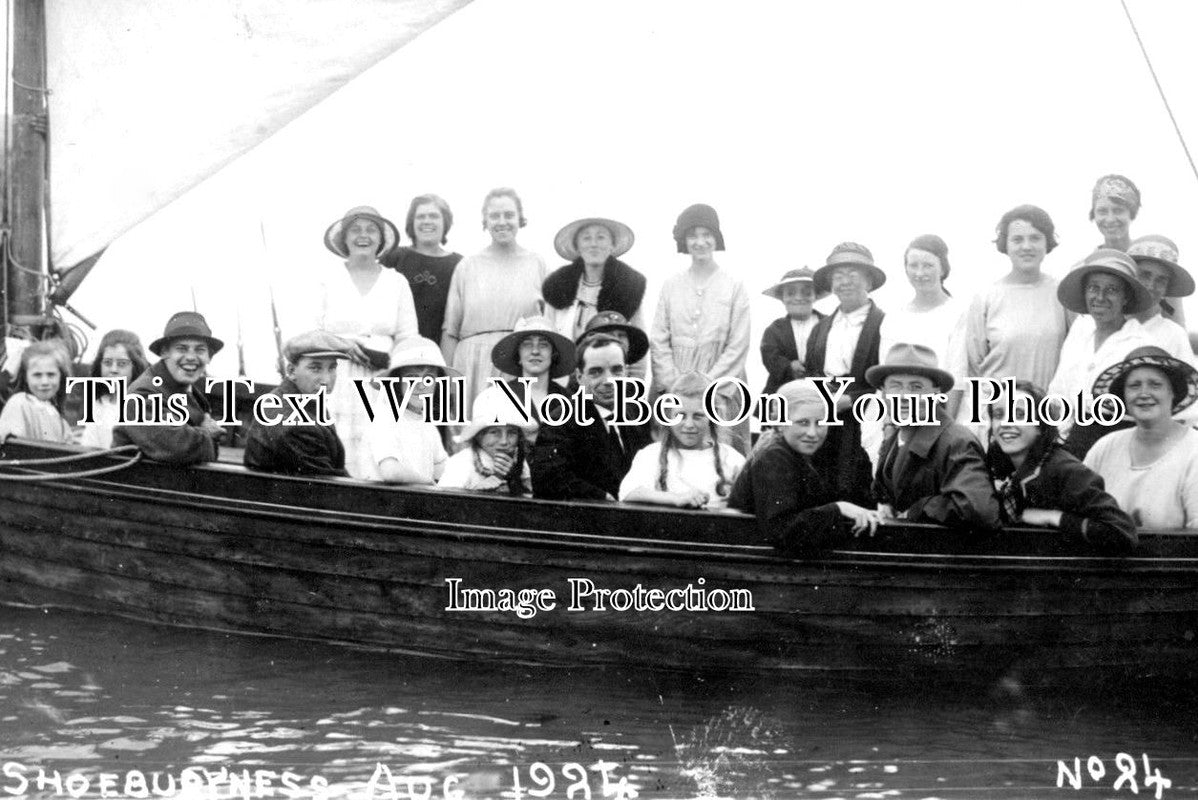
[804,301,885,401]
[873,416,1002,531]
[243,378,348,478]
[986,442,1137,552]
[542,256,647,321]
[760,313,822,394]
[728,431,874,555]
[112,360,217,465]
[530,397,651,500]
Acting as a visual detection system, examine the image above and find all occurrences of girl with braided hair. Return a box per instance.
[618,372,744,509]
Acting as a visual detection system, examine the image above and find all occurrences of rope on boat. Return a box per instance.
[0,444,142,480]
[1119,0,1198,186]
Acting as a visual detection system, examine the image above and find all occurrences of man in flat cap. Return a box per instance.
[243,330,353,477]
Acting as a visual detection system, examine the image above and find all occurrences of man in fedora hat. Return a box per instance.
[112,311,226,465]
[867,343,1001,531]
[531,334,651,500]
[243,330,353,477]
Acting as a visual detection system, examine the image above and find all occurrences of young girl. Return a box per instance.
[0,340,74,443]
[619,373,745,509]
[438,392,532,494]
[366,337,455,485]
[79,330,150,449]
[987,381,1136,552]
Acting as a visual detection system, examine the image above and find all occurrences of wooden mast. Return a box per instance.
[5,0,47,340]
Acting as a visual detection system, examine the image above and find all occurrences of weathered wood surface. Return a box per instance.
[0,440,1195,676]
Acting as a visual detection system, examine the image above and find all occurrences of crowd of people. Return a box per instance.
[3,174,1198,552]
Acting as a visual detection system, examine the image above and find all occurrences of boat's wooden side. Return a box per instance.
[0,440,1196,676]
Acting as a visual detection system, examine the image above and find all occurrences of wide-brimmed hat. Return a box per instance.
[865,343,954,392]
[672,204,725,254]
[1091,345,1198,415]
[553,217,635,261]
[576,310,649,363]
[283,330,353,363]
[762,267,828,300]
[323,205,400,258]
[1057,248,1156,316]
[490,316,577,379]
[1127,235,1195,298]
[149,311,224,357]
[813,242,887,294]
[456,386,537,443]
[385,337,460,378]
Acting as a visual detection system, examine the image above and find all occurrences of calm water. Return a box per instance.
[1,605,1196,800]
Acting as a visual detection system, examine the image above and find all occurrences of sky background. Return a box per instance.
[70,0,1198,391]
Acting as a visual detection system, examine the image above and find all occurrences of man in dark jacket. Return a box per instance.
[113,311,226,465]
[531,334,650,500]
[244,330,352,477]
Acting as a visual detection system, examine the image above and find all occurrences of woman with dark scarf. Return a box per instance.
[986,381,1136,553]
[543,216,647,376]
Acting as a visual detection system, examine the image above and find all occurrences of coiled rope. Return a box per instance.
[0,444,142,481]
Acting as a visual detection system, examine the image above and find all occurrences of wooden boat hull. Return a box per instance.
[1,440,1196,677]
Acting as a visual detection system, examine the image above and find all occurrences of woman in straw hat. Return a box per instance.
[963,205,1070,393]
[1085,346,1198,529]
[441,188,548,407]
[438,390,532,495]
[651,203,751,452]
[365,337,459,485]
[319,205,419,478]
[543,216,646,340]
[1126,235,1195,361]
[1048,249,1154,439]
[759,267,824,395]
[727,378,877,554]
[474,315,575,442]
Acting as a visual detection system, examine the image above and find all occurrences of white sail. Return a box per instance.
[45,0,470,270]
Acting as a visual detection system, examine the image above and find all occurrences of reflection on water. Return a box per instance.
[1,605,1196,799]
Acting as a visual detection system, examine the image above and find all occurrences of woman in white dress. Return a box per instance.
[441,188,548,406]
[319,205,419,478]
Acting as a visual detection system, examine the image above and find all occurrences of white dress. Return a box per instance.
[1048,316,1152,437]
[318,266,419,479]
[618,441,745,509]
[1084,427,1198,529]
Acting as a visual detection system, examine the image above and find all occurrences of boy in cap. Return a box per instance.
[243,330,352,477]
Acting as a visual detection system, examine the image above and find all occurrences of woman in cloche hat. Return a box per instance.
[650,203,751,453]
[1085,346,1198,530]
[1048,248,1154,439]
[759,267,824,395]
[320,205,420,479]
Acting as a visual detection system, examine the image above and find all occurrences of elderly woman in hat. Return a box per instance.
[1048,249,1154,438]
[381,193,463,343]
[320,205,419,478]
[964,205,1070,393]
[759,267,824,394]
[365,337,459,485]
[438,390,532,495]
[474,315,575,442]
[1086,174,1186,327]
[244,330,353,477]
[1085,346,1198,529]
[728,378,877,554]
[650,203,751,451]
[868,343,1001,530]
[442,187,548,407]
[543,216,646,340]
[112,311,226,465]
[1126,235,1195,361]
